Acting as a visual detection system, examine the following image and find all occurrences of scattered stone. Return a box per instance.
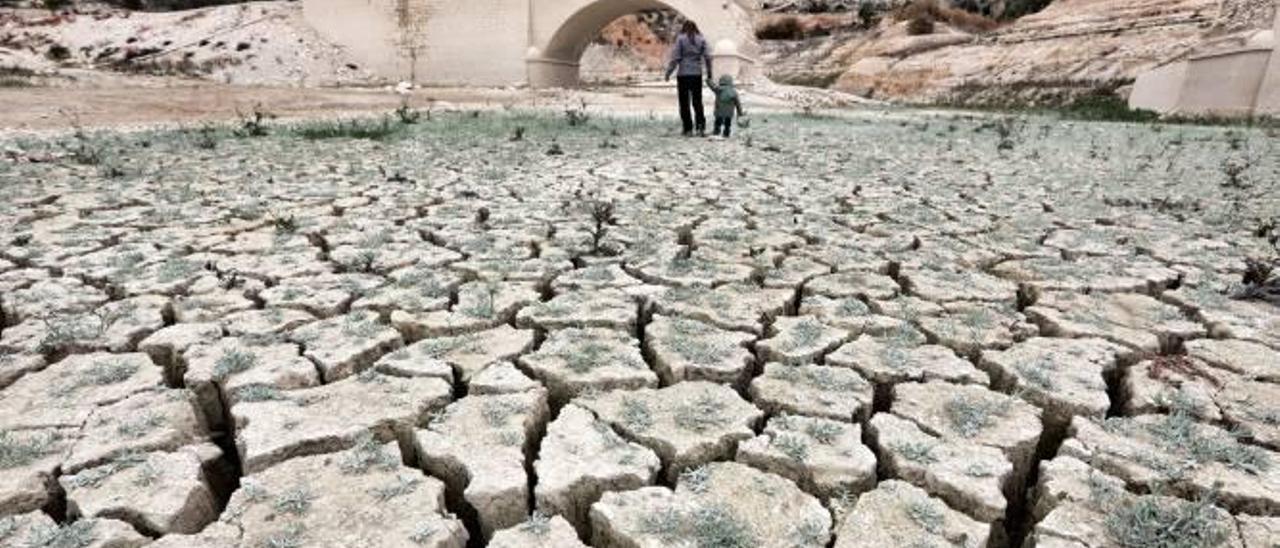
[0,512,148,548]
[652,283,793,335]
[394,325,535,384]
[0,353,45,391]
[1185,338,1280,382]
[0,427,76,516]
[221,308,316,338]
[1026,291,1205,356]
[392,280,540,338]
[916,302,1038,355]
[900,267,1018,305]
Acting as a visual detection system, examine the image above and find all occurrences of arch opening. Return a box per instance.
[528,0,757,88]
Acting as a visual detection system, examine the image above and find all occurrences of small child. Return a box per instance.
[707,75,744,138]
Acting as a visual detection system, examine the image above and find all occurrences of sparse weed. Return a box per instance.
[772,432,810,462]
[339,435,399,475]
[0,430,59,469]
[1104,491,1229,548]
[620,397,654,432]
[369,475,421,501]
[905,498,945,535]
[520,511,553,536]
[116,413,164,438]
[944,393,1012,438]
[408,522,438,544]
[236,385,286,402]
[24,521,97,548]
[680,465,712,494]
[690,504,755,548]
[273,486,316,516]
[673,392,728,433]
[893,441,939,464]
[213,348,258,380]
[805,421,844,444]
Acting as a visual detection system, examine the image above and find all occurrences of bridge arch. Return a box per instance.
[527,0,759,88]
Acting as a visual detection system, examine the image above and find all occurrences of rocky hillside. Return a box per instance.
[763,0,1278,105]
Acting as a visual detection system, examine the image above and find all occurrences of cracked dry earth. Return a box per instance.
[0,110,1279,548]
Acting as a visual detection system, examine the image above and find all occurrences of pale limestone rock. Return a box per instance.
[799,295,914,338]
[551,264,644,292]
[259,273,385,318]
[833,480,991,548]
[534,404,660,538]
[644,315,755,387]
[916,302,1039,356]
[414,390,550,540]
[580,382,762,482]
[736,414,876,500]
[748,362,874,422]
[628,255,754,287]
[232,372,451,474]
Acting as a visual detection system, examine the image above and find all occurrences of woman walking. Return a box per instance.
[665,21,713,137]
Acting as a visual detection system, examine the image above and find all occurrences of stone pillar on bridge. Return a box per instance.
[1253,8,1280,114]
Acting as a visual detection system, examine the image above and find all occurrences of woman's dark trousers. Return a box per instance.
[677,75,706,135]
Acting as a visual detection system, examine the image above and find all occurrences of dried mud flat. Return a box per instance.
[0,108,1278,548]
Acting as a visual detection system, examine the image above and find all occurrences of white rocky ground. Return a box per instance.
[0,109,1277,547]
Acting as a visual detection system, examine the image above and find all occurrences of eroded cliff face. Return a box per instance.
[762,0,1277,105]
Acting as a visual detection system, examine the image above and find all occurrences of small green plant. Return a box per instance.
[369,475,421,501]
[679,465,711,494]
[620,397,654,432]
[520,511,553,536]
[0,430,59,469]
[772,432,809,462]
[235,385,285,402]
[395,102,423,125]
[339,435,398,475]
[213,348,258,380]
[944,393,1012,438]
[116,413,164,438]
[893,441,939,464]
[905,498,945,534]
[690,504,755,548]
[234,105,273,137]
[293,117,403,141]
[673,392,728,433]
[1104,491,1229,548]
[408,522,438,544]
[274,486,316,516]
[805,421,844,444]
[24,521,97,548]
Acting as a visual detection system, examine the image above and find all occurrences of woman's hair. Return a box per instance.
[681,21,700,37]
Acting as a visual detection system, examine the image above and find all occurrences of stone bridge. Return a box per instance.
[301,0,760,88]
